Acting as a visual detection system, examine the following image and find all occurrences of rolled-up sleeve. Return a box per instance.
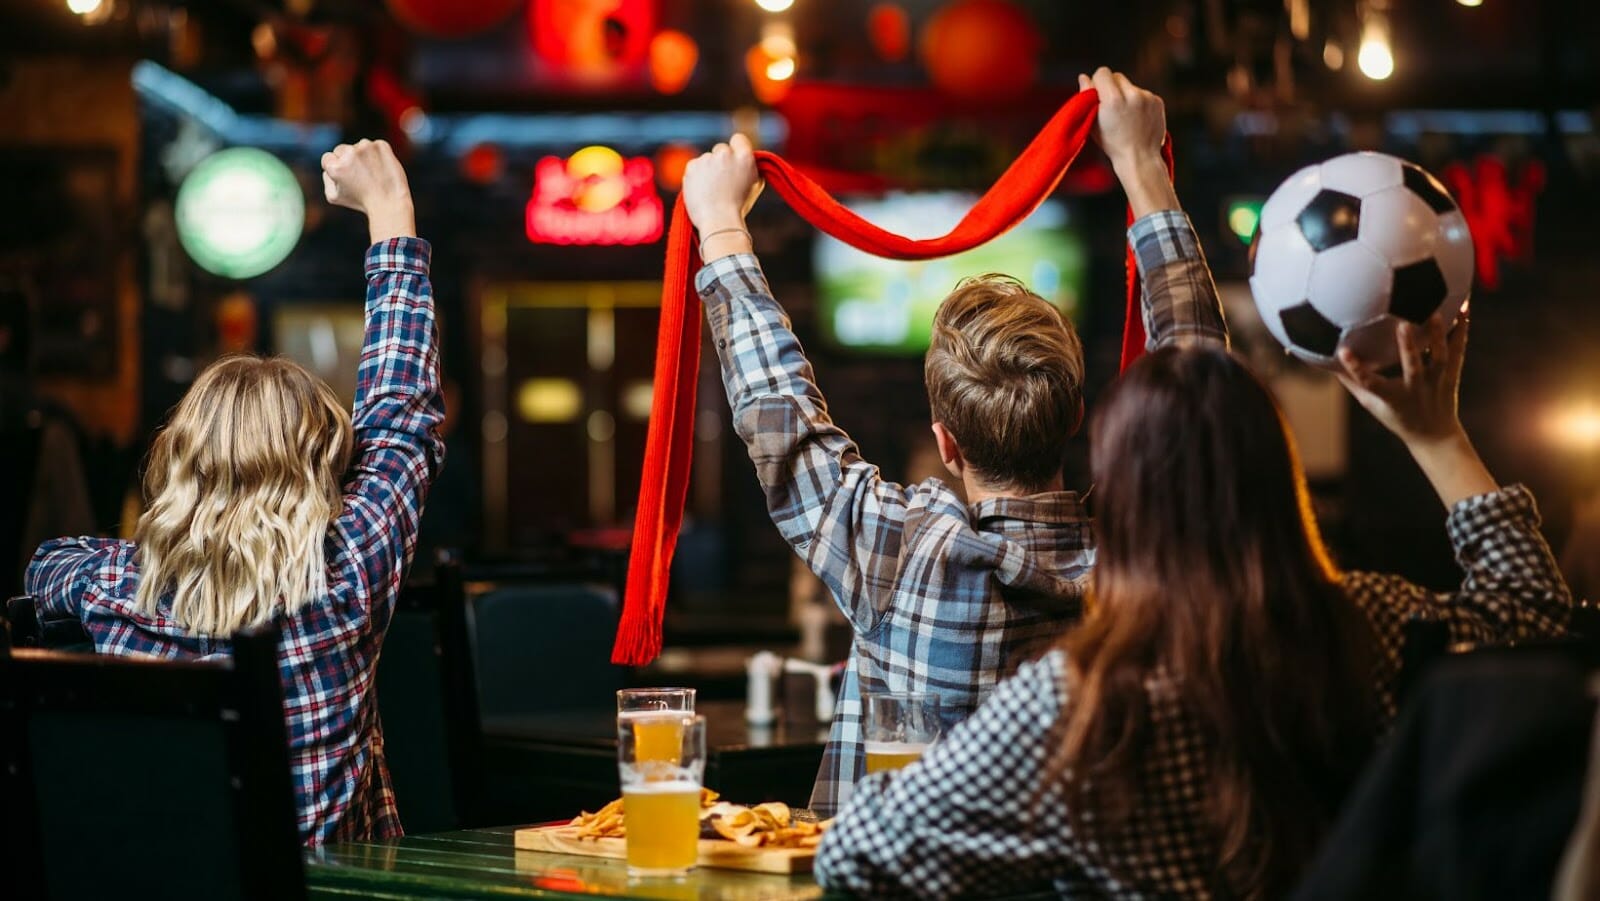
[1129,210,1229,351]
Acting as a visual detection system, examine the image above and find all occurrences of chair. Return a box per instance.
[4,594,92,652]
[0,624,305,901]
[1292,645,1597,901]
[468,581,628,718]
[374,553,487,831]
[1554,680,1600,900]
[1395,617,1451,703]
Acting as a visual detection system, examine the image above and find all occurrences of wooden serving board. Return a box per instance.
[513,825,816,875]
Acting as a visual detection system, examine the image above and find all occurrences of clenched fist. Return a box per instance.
[681,133,764,262]
[321,139,416,243]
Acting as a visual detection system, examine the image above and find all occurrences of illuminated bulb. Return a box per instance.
[760,22,797,58]
[1323,39,1345,70]
[67,0,103,13]
[1357,31,1394,80]
[765,56,796,81]
[1457,0,1483,6]
[755,0,795,10]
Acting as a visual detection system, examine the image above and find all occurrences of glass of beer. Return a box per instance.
[618,713,706,878]
[618,688,696,764]
[863,692,940,774]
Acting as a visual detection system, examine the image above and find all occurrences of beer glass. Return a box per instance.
[618,688,696,764]
[863,691,940,774]
[618,713,706,877]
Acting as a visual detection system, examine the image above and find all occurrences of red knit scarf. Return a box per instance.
[613,89,1171,665]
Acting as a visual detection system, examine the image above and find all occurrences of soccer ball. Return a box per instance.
[1248,152,1474,369]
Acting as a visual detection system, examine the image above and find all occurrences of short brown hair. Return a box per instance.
[924,274,1084,491]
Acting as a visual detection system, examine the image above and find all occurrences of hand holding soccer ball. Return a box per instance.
[1248,152,1474,371]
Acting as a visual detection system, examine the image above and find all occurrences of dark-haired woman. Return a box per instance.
[813,313,1570,900]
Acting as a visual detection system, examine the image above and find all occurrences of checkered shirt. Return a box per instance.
[813,485,1572,899]
[698,211,1228,816]
[26,237,445,846]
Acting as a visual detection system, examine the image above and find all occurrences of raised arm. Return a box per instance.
[683,137,916,632]
[1339,313,1570,650]
[1084,68,1228,352]
[321,140,446,614]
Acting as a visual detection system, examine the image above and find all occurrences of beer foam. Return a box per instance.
[622,780,701,795]
[619,710,689,722]
[864,741,931,755]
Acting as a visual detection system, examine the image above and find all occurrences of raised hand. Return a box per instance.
[1336,312,1468,445]
[681,133,764,261]
[1080,67,1165,170]
[1079,68,1177,217]
[321,139,416,244]
[1337,309,1497,506]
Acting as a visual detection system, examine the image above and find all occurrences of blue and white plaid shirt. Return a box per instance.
[27,238,445,845]
[698,211,1229,815]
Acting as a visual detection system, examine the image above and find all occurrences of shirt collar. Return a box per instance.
[970,489,1090,527]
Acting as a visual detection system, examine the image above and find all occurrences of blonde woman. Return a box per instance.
[25,139,444,845]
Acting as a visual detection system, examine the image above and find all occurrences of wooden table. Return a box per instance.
[305,827,1056,899]
[477,700,829,824]
[306,827,828,899]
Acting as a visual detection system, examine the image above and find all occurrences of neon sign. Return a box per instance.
[175,147,304,278]
[526,145,664,246]
[1442,155,1545,291]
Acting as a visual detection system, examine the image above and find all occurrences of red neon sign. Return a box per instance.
[526,145,664,246]
[1442,155,1545,291]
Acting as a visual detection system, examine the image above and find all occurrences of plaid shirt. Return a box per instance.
[26,237,445,846]
[698,211,1228,816]
[813,486,1572,899]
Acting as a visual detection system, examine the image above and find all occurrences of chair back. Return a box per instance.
[1293,645,1596,901]
[0,625,305,901]
[375,554,485,830]
[469,582,627,717]
[5,595,92,652]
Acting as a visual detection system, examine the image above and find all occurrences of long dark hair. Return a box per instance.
[1057,347,1376,898]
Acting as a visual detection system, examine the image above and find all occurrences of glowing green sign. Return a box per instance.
[1225,196,1265,245]
[175,148,304,279]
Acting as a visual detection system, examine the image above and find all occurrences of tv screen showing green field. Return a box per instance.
[816,193,1088,355]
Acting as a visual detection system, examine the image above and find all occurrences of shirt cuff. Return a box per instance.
[1446,484,1539,544]
[364,236,432,278]
[695,252,767,298]
[1127,210,1201,281]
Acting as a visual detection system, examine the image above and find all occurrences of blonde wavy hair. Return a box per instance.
[134,356,354,636]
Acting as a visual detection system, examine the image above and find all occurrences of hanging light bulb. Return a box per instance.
[1357,18,1394,80]
[1323,38,1345,70]
[66,0,103,14]
[760,22,797,57]
[1287,0,1310,40]
[1457,0,1483,6]
[765,56,796,81]
[754,0,795,11]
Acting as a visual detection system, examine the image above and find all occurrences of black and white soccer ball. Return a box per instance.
[1249,152,1474,369]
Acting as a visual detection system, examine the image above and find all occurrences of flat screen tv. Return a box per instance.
[815,193,1088,355]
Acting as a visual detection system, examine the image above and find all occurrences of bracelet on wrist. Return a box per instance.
[698,226,751,258]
